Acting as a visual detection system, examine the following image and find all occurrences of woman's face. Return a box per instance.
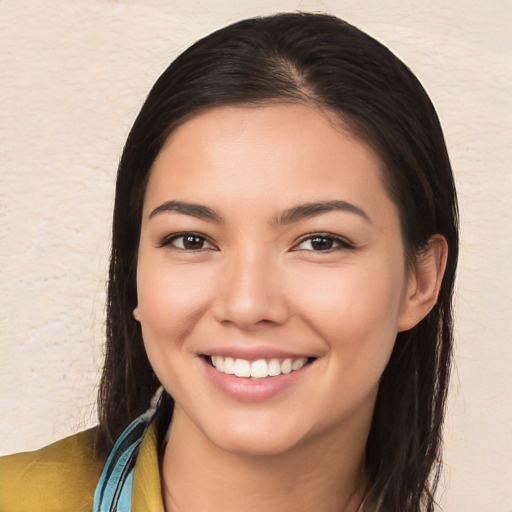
[137,103,417,456]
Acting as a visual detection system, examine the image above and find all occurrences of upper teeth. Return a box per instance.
[210,356,308,379]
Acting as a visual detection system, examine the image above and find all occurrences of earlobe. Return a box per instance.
[398,235,448,332]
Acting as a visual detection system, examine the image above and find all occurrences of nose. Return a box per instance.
[212,250,290,330]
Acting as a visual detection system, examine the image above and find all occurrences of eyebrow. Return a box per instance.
[149,200,224,223]
[149,199,371,225]
[273,200,371,225]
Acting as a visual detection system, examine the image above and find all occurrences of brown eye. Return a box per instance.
[182,235,206,250]
[162,233,215,251]
[294,234,352,252]
[309,237,335,251]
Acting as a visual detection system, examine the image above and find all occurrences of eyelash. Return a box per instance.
[158,232,217,251]
[292,233,354,252]
[158,232,353,253]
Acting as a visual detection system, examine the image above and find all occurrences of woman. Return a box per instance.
[1,12,458,512]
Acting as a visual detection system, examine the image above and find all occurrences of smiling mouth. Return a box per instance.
[204,355,315,379]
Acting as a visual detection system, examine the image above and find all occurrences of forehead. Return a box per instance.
[144,103,395,223]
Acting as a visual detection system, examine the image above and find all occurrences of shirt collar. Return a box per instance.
[131,421,166,511]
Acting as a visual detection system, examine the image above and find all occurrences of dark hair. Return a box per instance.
[96,12,458,512]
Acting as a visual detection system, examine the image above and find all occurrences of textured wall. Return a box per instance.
[1,1,511,510]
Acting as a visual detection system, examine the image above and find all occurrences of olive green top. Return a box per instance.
[0,423,165,512]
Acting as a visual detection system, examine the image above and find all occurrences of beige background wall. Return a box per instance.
[1,1,511,510]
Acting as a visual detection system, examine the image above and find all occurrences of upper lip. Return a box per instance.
[199,345,316,361]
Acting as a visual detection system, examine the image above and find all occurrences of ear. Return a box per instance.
[398,235,448,332]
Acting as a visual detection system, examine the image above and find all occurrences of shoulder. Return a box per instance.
[0,428,104,512]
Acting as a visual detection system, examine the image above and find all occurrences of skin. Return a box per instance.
[136,104,447,511]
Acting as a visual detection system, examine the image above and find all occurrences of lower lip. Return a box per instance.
[201,358,312,401]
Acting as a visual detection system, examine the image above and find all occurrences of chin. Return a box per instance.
[194,411,309,458]
[209,428,304,458]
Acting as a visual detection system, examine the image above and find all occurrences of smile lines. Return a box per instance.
[209,355,309,379]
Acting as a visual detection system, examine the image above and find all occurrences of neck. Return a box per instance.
[161,406,369,512]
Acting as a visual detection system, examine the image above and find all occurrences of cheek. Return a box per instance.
[290,262,405,354]
[136,258,218,397]
[289,264,405,420]
[136,257,215,345]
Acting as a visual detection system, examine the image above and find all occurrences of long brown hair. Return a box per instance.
[95,13,458,511]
